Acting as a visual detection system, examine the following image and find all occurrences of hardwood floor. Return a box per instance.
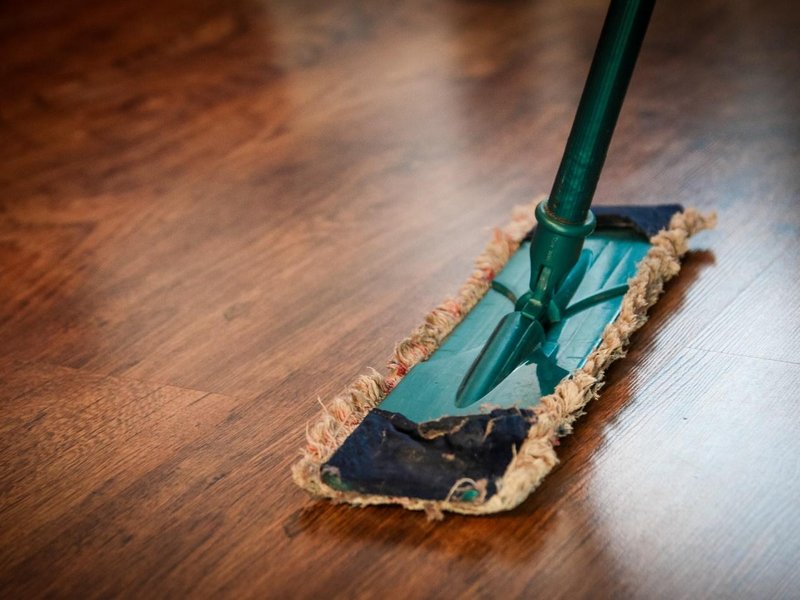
[1,0,798,597]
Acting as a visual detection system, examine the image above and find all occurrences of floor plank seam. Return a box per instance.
[1,357,239,400]
[684,346,800,367]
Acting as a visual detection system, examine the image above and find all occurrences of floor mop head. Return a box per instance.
[292,199,715,518]
[293,0,716,517]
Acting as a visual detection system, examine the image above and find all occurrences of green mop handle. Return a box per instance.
[548,0,656,224]
[457,0,658,407]
[526,0,655,310]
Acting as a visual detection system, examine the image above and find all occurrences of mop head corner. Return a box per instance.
[292,197,716,519]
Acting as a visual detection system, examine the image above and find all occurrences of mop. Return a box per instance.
[292,0,715,517]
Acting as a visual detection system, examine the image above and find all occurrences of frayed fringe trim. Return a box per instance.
[291,198,716,518]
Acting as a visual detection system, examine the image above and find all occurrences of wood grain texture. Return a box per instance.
[1,0,799,597]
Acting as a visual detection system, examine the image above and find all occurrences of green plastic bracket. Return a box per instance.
[454,202,598,407]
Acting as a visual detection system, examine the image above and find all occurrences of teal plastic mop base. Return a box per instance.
[379,229,650,423]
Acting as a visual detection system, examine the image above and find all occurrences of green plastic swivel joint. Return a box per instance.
[516,202,596,323]
[454,204,597,409]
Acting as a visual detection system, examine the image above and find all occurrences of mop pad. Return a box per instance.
[292,199,715,518]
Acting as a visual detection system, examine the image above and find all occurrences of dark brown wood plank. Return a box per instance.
[1,0,799,597]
